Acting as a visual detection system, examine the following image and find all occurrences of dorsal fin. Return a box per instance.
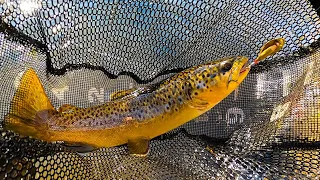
[58,104,79,114]
[110,88,137,100]
[110,82,163,100]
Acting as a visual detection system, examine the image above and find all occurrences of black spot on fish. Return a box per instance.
[194,92,198,96]
[210,73,217,79]
[202,74,205,78]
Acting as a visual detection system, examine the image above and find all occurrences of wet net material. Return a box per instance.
[0,0,320,179]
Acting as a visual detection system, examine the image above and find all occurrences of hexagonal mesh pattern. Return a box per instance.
[1,0,320,81]
[0,0,320,179]
[0,131,92,179]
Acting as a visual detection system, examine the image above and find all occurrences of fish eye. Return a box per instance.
[220,62,232,72]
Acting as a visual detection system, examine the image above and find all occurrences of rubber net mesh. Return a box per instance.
[0,0,320,179]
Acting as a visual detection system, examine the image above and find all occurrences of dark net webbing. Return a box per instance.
[1,0,320,81]
[0,0,320,179]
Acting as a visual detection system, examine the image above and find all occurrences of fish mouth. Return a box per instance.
[228,57,249,85]
[240,59,249,74]
[228,57,250,86]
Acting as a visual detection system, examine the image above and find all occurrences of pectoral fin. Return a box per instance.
[127,138,150,156]
[187,97,209,110]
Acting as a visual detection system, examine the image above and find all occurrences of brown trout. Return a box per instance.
[3,39,284,155]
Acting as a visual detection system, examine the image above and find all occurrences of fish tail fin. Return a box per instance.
[3,68,57,140]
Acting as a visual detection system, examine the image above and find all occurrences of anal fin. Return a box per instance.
[128,138,150,156]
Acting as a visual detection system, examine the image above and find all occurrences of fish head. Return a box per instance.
[188,56,250,107]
